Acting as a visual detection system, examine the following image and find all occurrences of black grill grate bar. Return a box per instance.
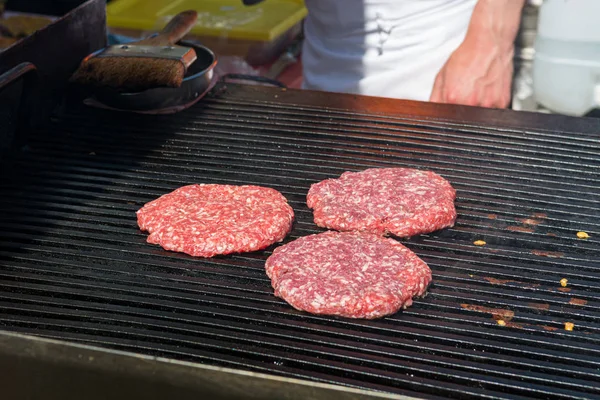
[2,191,598,247]
[27,130,600,192]
[30,124,600,182]
[1,183,597,246]
[1,287,597,378]
[0,269,598,347]
[4,204,598,255]
[2,250,599,320]
[0,286,598,379]
[0,257,597,318]
[2,243,597,307]
[83,115,600,165]
[7,179,596,232]
[1,302,598,396]
[3,220,600,281]
[1,256,597,319]
[0,266,599,348]
[13,146,600,200]
[7,161,600,220]
[2,204,599,265]
[61,102,600,154]
[195,98,600,142]
[37,110,600,156]
[2,215,599,279]
[0,277,594,356]
[200,98,600,142]
[0,185,596,234]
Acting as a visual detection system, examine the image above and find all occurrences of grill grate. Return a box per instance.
[0,84,599,399]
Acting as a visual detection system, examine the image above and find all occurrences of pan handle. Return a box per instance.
[220,73,287,89]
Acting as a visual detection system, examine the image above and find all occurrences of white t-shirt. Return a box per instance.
[302,0,477,101]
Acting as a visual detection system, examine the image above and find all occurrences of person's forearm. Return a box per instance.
[466,0,526,50]
[430,0,526,106]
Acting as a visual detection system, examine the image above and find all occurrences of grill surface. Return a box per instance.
[0,84,599,399]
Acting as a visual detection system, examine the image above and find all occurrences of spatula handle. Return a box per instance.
[138,10,198,46]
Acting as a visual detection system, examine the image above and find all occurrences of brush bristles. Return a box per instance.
[70,57,186,91]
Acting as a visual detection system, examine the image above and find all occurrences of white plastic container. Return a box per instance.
[533,0,600,116]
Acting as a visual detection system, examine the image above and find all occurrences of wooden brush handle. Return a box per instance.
[138,10,198,46]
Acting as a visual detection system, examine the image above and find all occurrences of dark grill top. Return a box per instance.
[0,84,599,399]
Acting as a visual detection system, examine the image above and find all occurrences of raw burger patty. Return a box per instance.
[265,231,432,319]
[137,184,294,257]
[307,167,456,237]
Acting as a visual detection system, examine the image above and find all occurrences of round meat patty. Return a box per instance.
[307,168,456,237]
[137,184,294,257]
[265,231,432,319]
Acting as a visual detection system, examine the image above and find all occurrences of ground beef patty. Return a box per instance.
[307,168,456,237]
[137,184,294,257]
[266,231,432,319]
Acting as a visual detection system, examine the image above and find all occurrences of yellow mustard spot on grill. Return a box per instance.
[577,231,590,239]
[560,278,568,287]
[473,240,486,246]
[565,322,574,331]
[496,320,506,326]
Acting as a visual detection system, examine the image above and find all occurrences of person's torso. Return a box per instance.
[302,0,477,101]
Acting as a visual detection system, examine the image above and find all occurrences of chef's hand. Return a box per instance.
[429,0,525,108]
[430,34,513,108]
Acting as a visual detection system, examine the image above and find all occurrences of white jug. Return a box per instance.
[533,0,600,116]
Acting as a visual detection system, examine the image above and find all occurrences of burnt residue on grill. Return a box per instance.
[0,84,599,400]
[484,277,517,285]
[531,250,565,258]
[518,218,544,226]
[507,226,535,233]
[460,303,515,322]
[527,302,550,311]
[569,298,588,306]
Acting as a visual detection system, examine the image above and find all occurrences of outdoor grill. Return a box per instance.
[0,82,599,399]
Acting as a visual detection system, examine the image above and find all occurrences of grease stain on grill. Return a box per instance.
[484,277,516,285]
[531,250,564,258]
[487,214,498,220]
[460,303,515,322]
[557,287,572,293]
[531,213,548,219]
[507,226,535,233]
[505,321,526,329]
[541,325,559,332]
[569,298,587,306]
[528,302,550,311]
[517,218,543,226]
